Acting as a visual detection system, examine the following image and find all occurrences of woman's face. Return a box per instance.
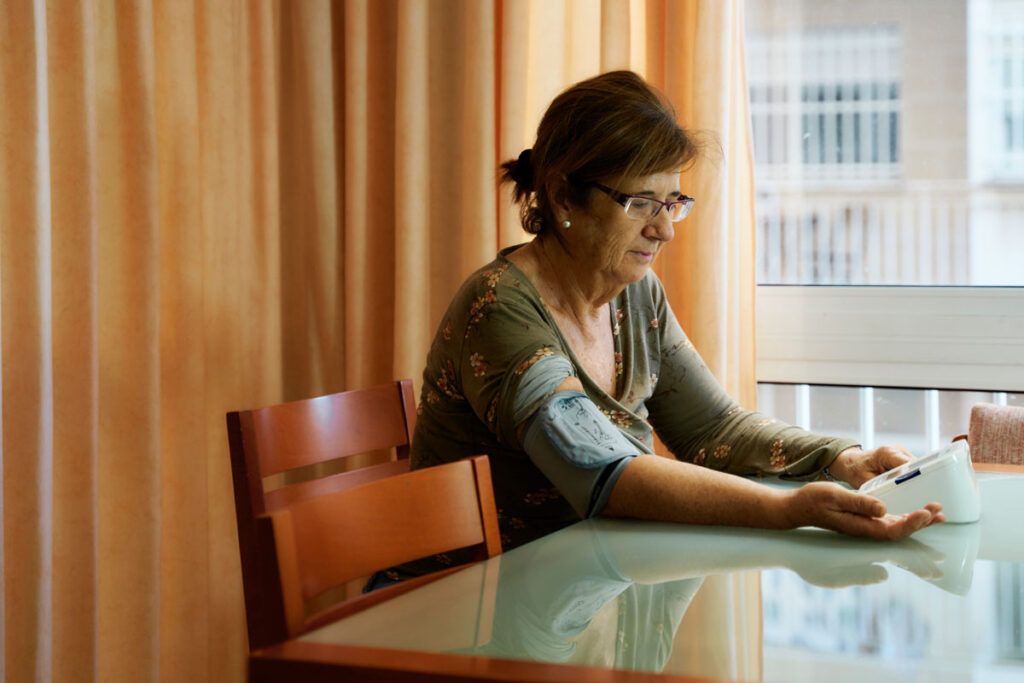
[569,170,682,287]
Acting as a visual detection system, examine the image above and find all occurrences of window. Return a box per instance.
[973,0,1024,180]
[748,26,901,182]
[750,1,1024,286]
[747,1,1024,677]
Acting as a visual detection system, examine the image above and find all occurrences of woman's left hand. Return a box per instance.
[827,445,914,488]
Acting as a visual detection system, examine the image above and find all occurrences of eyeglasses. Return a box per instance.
[591,182,695,222]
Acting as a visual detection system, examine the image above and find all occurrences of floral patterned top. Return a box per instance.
[411,246,858,551]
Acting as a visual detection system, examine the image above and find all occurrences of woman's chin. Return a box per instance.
[614,264,651,286]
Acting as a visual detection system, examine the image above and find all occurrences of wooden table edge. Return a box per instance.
[974,462,1024,474]
[250,640,736,683]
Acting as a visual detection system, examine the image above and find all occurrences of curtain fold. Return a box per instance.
[0,1,757,680]
[48,3,99,680]
[153,2,205,678]
[95,0,163,677]
[2,2,54,679]
[280,0,343,398]
[393,0,431,382]
[651,0,758,408]
[341,0,398,393]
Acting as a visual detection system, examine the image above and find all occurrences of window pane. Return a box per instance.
[747,0,1024,286]
[758,383,799,426]
[757,383,1007,457]
[808,385,860,442]
[938,390,994,441]
[873,388,927,453]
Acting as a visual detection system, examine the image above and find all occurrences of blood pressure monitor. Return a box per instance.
[858,440,981,523]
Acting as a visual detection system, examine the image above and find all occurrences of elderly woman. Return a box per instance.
[411,71,942,552]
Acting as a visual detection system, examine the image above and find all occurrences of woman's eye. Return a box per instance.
[631,199,654,210]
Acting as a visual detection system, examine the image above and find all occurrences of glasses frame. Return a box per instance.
[591,182,695,222]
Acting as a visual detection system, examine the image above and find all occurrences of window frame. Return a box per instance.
[756,285,1024,392]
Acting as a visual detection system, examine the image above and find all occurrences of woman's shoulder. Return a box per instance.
[450,246,541,307]
[434,247,548,347]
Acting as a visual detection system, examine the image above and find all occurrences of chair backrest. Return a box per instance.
[226,380,417,650]
[965,402,1024,465]
[264,455,502,639]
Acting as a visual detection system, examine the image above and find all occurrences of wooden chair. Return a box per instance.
[227,380,417,650]
[263,455,502,639]
[954,402,1024,469]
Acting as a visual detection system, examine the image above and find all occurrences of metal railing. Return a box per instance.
[755,182,1024,285]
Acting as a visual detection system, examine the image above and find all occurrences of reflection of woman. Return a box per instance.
[411,71,942,553]
[468,523,702,672]
[458,517,950,673]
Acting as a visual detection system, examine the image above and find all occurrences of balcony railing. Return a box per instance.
[755,181,1024,286]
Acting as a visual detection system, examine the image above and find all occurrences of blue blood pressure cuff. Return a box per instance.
[521,391,639,518]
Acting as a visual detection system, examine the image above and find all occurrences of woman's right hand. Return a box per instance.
[783,482,944,540]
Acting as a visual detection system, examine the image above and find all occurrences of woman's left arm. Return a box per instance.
[643,289,858,480]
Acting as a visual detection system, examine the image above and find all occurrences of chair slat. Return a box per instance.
[247,382,415,476]
[263,459,410,513]
[226,379,420,651]
[282,458,495,600]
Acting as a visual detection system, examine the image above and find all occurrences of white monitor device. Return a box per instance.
[858,439,980,523]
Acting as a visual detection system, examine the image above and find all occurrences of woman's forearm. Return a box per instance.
[603,454,791,528]
[603,454,944,541]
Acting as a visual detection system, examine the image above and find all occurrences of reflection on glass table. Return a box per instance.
[300,475,1024,681]
[763,476,1024,683]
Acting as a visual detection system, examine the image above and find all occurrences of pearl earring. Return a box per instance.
[562,220,571,229]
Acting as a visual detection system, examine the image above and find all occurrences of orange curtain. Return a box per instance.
[0,1,756,680]
[652,0,759,409]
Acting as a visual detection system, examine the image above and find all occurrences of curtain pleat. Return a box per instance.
[496,1,528,248]
[600,0,631,70]
[393,0,431,383]
[652,0,758,407]
[153,2,206,680]
[450,0,497,301]
[47,1,99,679]
[341,0,398,393]
[196,3,240,680]
[1,1,758,680]
[95,0,162,678]
[1,1,54,679]
[280,1,343,399]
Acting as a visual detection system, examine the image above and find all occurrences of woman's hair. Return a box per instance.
[500,70,699,234]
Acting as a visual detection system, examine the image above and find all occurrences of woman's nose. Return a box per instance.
[647,208,675,242]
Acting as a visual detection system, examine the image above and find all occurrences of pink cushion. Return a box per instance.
[968,403,1024,465]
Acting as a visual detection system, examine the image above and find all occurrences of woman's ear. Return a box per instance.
[548,175,575,220]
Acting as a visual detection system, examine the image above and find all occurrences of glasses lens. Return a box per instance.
[624,197,657,220]
[624,197,694,221]
[669,199,694,222]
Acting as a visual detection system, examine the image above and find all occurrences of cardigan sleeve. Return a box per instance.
[643,281,858,480]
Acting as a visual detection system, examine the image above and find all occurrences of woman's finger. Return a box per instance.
[873,445,912,471]
[834,489,886,518]
[832,507,937,540]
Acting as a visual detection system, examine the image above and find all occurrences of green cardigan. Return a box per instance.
[411,246,857,551]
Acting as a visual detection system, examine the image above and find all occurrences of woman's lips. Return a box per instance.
[630,250,655,262]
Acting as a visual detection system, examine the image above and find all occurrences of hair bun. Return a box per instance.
[511,148,535,192]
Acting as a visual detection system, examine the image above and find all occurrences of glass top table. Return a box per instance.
[253,472,1024,682]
